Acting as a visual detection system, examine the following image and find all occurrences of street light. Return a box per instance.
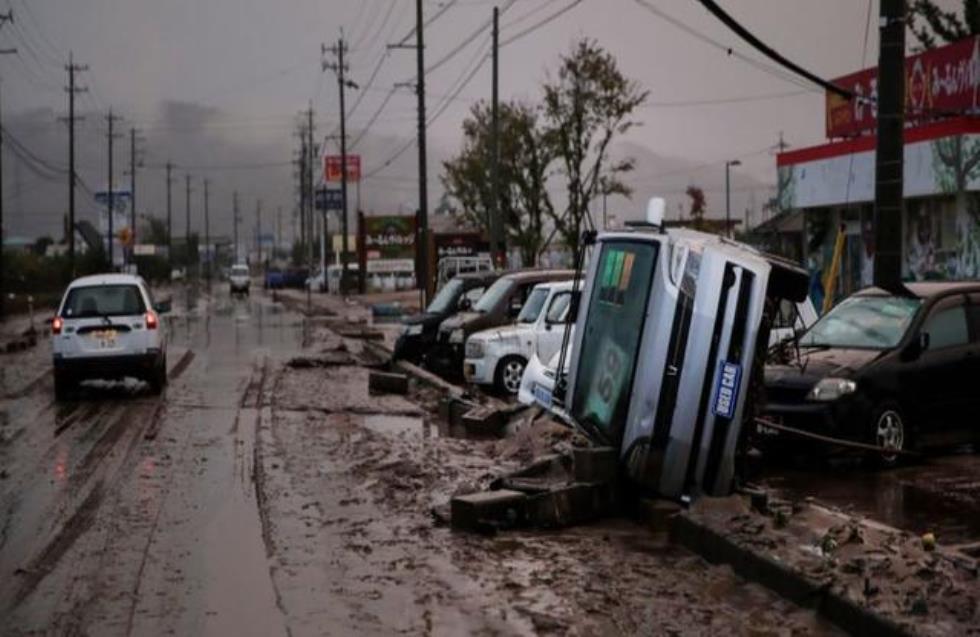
[725,160,741,238]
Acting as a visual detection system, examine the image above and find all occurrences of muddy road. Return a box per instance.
[0,285,839,636]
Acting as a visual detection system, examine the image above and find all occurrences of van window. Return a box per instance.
[517,288,549,323]
[545,291,575,324]
[571,241,659,440]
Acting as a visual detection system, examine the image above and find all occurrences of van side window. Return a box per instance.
[923,298,968,350]
[969,294,980,343]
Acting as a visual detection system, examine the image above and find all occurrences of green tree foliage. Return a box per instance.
[908,0,980,49]
[442,100,555,266]
[542,39,647,258]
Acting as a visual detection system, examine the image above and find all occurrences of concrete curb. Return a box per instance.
[669,513,914,637]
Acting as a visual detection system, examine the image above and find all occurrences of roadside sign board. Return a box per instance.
[324,155,361,183]
[362,215,416,260]
[315,187,344,211]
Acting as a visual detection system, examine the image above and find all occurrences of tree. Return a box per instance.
[542,39,648,258]
[686,186,707,230]
[442,100,554,266]
[908,1,980,49]
[142,215,169,245]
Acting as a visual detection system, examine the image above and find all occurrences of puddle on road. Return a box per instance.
[757,449,980,544]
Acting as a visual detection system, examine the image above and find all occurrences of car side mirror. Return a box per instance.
[154,299,172,314]
[458,297,472,311]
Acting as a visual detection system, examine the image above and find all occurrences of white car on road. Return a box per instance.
[463,279,578,394]
[229,263,251,295]
[51,273,170,399]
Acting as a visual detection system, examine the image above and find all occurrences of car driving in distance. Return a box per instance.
[428,269,575,377]
[51,273,170,399]
[762,282,980,464]
[229,263,250,295]
[393,271,500,363]
[464,279,578,394]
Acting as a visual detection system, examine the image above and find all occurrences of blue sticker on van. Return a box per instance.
[713,361,742,420]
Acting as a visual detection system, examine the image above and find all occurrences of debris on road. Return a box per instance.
[368,370,410,395]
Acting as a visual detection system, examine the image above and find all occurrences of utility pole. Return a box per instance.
[203,178,210,281]
[105,109,122,269]
[165,161,173,266]
[185,174,192,270]
[307,104,315,298]
[725,159,741,239]
[324,40,357,295]
[489,5,504,266]
[127,127,144,264]
[277,206,283,261]
[0,28,14,319]
[233,191,240,263]
[256,199,263,267]
[874,0,906,291]
[64,52,88,277]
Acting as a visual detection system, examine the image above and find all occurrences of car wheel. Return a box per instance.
[494,356,527,395]
[54,371,74,401]
[870,402,908,467]
[148,357,167,395]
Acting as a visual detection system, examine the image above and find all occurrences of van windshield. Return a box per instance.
[473,278,514,313]
[62,285,146,318]
[232,266,249,276]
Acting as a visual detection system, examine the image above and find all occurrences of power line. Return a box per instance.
[395,0,458,46]
[695,0,851,98]
[499,0,582,48]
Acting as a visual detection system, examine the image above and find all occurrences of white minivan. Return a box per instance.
[463,279,578,394]
[51,273,170,399]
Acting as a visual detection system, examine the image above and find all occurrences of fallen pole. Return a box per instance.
[754,417,920,457]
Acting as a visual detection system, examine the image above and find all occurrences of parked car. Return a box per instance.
[229,263,250,296]
[464,279,579,394]
[761,282,980,465]
[264,268,284,289]
[560,198,808,499]
[393,271,500,363]
[282,267,309,289]
[51,273,170,399]
[306,269,326,292]
[327,263,360,294]
[429,269,575,377]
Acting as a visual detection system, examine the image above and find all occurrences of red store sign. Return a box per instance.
[826,35,980,138]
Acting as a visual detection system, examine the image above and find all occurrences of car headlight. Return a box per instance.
[449,329,465,344]
[807,378,857,402]
[402,324,423,337]
[466,340,485,359]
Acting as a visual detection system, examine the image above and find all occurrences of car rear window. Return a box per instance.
[232,266,249,276]
[62,284,146,318]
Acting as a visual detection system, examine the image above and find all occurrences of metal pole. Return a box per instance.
[873,0,906,291]
[725,162,731,239]
[185,174,191,268]
[233,191,239,263]
[106,109,115,269]
[129,127,136,260]
[415,0,429,304]
[166,161,173,268]
[490,5,502,265]
[203,178,210,281]
[338,41,352,296]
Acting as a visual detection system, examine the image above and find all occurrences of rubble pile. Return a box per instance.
[676,493,980,636]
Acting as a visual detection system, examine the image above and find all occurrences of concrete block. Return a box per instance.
[461,406,506,438]
[573,446,618,484]
[368,371,409,395]
[451,489,528,531]
[529,483,604,529]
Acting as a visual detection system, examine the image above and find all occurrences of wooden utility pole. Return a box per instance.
[490,5,504,265]
[203,178,210,280]
[873,0,906,291]
[233,191,240,263]
[105,110,122,269]
[166,161,173,266]
[129,127,137,259]
[324,40,356,294]
[64,52,88,277]
[0,35,15,319]
[185,174,192,268]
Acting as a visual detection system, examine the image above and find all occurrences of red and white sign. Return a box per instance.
[324,155,361,183]
[826,35,980,139]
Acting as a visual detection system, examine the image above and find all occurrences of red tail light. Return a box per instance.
[52,317,63,335]
[145,311,158,330]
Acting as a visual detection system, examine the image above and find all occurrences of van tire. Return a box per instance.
[494,356,527,395]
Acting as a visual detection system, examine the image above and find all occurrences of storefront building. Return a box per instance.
[777,35,980,301]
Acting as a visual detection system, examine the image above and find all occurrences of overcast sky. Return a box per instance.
[0,0,961,239]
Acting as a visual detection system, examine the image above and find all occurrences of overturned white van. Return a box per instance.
[560,199,808,499]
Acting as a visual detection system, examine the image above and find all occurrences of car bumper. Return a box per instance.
[393,333,432,362]
[426,342,463,376]
[759,396,872,446]
[463,357,495,385]
[54,351,162,380]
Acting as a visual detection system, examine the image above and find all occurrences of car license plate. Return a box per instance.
[533,383,553,408]
[92,329,117,349]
